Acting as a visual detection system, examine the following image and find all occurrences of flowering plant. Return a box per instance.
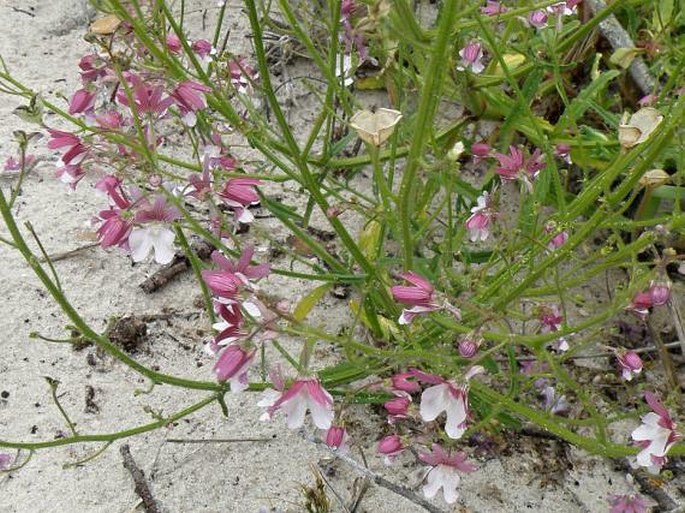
[1,0,684,509]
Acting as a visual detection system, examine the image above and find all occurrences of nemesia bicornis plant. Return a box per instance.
[1,0,685,509]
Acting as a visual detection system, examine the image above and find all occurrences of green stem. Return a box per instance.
[398,0,458,269]
[0,186,224,392]
[0,394,217,450]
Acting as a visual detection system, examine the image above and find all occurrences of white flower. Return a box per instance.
[419,444,475,504]
[420,382,469,439]
[129,226,176,264]
[631,392,680,474]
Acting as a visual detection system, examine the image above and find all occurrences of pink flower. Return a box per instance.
[218,178,262,223]
[391,272,440,325]
[47,129,88,167]
[192,39,215,58]
[384,392,411,421]
[631,391,680,474]
[528,9,548,28]
[210,247,270,287]
[615,350,643,381]
[95,110,124,130]
[54,164,85,189]
[495,145,525,180]
[458,41,485,74]
[68,89,96,116]
[95,175,130,209]
[627,291,653,320]
[264,377,334,430]
[458,336,481,358]
[214,344,255,392]
[79,54,108,83]
[324,425,349,453]
[229,57,258,94]
[202,269,243,300]
[211,302,245,345]
[638,95,658,107]
[555,143,572,164]
[540,305,563,332]
[471,141,491,165]
[495,145,544,191]
[116,73,174,118]
[547,0,581,16]
[3,154,35,173]
[481,1,507,16]
[0,453,13,470]
[377,434,405,464]
[608,492,655,513]
[419,444,475,504]
[166,34,183,54]
[545,223,569,250]
[171,81,211,127]
[97,209,132,248]
[465,191,495,242]
[391,371,421,393]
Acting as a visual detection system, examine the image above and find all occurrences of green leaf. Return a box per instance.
[554,70,620,135]
[293,283,332,322]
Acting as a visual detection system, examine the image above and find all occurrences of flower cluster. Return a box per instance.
[374,367,483,504]
[201,246,270,391]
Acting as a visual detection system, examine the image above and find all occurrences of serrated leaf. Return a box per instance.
[293,283,332,322]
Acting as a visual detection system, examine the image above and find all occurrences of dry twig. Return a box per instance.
[120,444,162,513]
[139,240,214,293]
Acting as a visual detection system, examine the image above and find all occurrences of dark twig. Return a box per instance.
[11,6,35,17]
[617,458,678,511]
[120,444,162,513]
[38,243,99,263]
[139,240,214,293]
[308,436,445,513]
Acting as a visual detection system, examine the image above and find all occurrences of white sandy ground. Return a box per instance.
[1,1,684,512]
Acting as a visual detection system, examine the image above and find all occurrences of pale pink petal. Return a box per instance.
[420,384,449,422]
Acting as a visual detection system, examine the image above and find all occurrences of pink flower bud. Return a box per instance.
[528,10,548,28]
[649,281,671,306]
[166,34,182,54]
[377,434,404,463]
[616,350,643,381]
[471,142,491,158]
[324,425,348,452]
[391,372,421,393]
[68,89,96,115]
[384,394,411,419]
[214,344,254,384]
[458,338,480,358]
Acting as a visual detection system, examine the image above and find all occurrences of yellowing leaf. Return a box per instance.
[492,53,526,75]
[293,283,332,322]
[609,47,639,69]
[359,219,382,260]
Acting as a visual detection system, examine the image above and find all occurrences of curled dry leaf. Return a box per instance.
[618,107,663,148]
[90,14,122,35]
[349,108,402,147]
[639,169,670,189]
